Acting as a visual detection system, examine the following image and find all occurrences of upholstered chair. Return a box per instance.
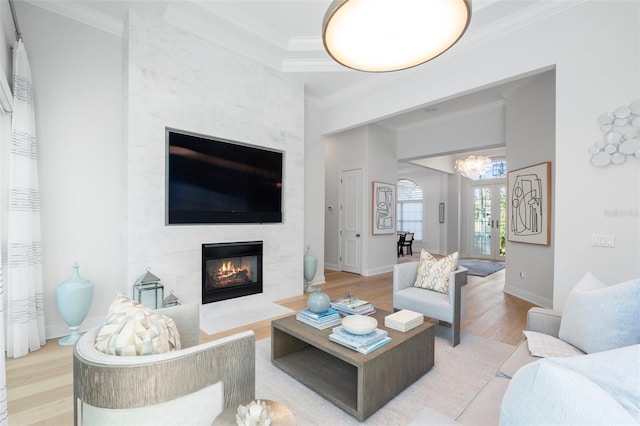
[73,303,255,425]
[393,262,468,346]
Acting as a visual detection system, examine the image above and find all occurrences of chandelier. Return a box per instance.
[455,155,492,179]
[322,0,472,72]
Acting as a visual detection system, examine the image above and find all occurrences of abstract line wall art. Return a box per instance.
[372,181,395,235]
[507,162,551,245]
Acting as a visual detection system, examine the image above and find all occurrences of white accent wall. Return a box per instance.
[125,13,305,305]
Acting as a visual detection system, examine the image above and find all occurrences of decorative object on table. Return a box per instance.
[330,292,375,316]
[133,267,164,309]
[372,181,395,234]
[163,290,180,307]
[296,308,342,330]
[590,98,640,166]
[307,287,331,313]
[341,314,378,335]
[303,246,317,292]
[236,399,273,426]
[329,326,391,354]
[507,162,551,246]
[385,309,424,332]
[56,262,94,346]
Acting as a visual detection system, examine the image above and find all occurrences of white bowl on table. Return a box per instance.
[341,314,378,335]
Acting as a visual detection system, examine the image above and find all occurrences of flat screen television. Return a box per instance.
[166,128,283,224]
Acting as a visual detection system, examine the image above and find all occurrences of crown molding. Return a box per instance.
[288,36,323,52]
[162,4,282,72]
[24,0,123,37]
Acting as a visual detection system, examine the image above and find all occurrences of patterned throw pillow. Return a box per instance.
[95,295,181,356]
[413,250,459,294]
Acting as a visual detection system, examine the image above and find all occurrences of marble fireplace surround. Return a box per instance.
[124,12,305,320]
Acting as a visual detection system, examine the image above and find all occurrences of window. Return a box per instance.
[471,158,507,180]
[396,179,423,240]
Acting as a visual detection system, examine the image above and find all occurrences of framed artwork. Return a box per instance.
[372,181,395,235]
[507,161,551,245]
[439,203,445,224]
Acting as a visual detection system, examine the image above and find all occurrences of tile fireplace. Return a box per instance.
[202,241,263,304]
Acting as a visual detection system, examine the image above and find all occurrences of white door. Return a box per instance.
[339,169,362,274]
[470,182,506,261]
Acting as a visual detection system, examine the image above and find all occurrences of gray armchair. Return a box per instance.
[393,262,468,346]
[73,303,255,425]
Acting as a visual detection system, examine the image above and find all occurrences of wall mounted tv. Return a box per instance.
[166,128,283,224]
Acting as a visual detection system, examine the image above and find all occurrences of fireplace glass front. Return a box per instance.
[202,241,263,304]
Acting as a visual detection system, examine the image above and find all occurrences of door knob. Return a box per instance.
[356,234,360,237]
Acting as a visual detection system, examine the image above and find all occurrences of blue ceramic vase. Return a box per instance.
[56,262,94,346]
[307,288,330,313]
[303,247,317,292]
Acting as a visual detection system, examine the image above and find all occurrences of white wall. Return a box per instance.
[323,124,397,275]
[310,1,640,310]
[0,2,13,81]
[304,101,325,285]
[398,103,505,159]
[125,13,305,306]
[366,124,397,274]
[503,71,555,307]
[13,2,124,337]
[323,126,367,270]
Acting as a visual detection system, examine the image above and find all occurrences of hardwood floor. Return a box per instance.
[6,265,535,425]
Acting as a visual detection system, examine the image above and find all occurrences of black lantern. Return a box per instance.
[133,267,164,309]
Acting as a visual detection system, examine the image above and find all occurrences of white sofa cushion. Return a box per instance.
[500,345,640,425]
[413,250,458,294]
[558,273,640,353]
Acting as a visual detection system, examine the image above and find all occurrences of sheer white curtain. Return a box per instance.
[6,39,45,359]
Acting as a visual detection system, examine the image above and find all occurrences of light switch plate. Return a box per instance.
[592,234,615,248]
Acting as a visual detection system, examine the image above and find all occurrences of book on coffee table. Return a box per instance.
[329,327,391,354]
[330,296,375,316]
[296,308,342,329]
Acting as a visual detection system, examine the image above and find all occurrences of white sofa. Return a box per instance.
[409,272,640,425]
[411,307,640,425]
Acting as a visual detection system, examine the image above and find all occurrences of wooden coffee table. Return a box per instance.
[271,309,435,421]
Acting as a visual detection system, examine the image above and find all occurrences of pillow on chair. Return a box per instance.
[95,295,181,356]
[413,250,459,294]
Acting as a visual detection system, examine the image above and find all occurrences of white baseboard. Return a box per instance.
[324,263,339,271]
[504,285,552,309]
[364,265,394,276]
[45,316,105,341]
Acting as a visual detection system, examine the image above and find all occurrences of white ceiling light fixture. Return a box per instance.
[455,155,492,179]
[322,0,472,72]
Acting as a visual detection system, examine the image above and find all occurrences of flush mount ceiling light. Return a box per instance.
[322,0,472,72]
[455,155,492,179]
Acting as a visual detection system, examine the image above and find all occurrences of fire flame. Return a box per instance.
[217,261,251,280]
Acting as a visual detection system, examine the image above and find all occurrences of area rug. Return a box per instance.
[459,259,505,277]
[255,326,514,425]
[199,294,293,335]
